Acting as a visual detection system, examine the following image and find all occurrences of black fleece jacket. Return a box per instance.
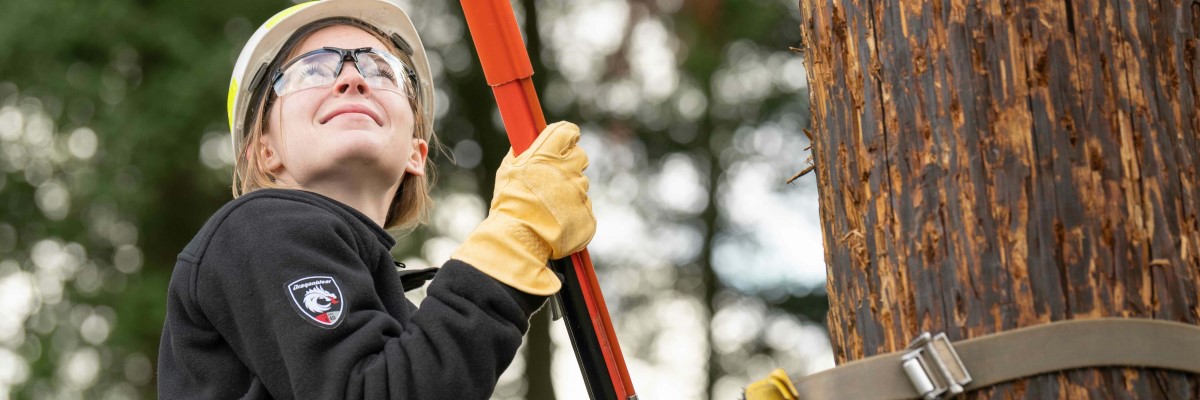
[157,189,547,399]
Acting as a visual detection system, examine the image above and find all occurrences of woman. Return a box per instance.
[156,1,594,398]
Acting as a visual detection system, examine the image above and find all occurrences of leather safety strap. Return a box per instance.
[745,318,1200,400]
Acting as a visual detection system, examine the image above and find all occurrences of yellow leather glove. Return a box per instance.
[452,121,595,295]
[743,369,799,400]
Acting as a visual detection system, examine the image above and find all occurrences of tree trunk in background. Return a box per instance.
[520,0,557,398]
[525,310,556,400]
[701,118,724,400]
[800,0,1200,397]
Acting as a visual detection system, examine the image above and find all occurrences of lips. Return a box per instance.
[320,104,382,126]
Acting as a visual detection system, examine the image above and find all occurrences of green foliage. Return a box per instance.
[1,0,296,397]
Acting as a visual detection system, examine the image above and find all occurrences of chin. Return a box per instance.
[326,143,405,175]
[302,158,405,190]
[324,128,388,152]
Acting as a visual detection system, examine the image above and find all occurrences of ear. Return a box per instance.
[258,132,285,175]
[404,137,429,177]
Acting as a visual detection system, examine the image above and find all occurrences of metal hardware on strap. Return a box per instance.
[901,332,972,400]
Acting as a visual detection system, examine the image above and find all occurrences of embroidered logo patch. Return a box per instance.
[287,276,345,329]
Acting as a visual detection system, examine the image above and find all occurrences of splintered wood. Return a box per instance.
[800,0,1200,398]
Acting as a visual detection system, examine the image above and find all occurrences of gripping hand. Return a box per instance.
[452,121,595,295]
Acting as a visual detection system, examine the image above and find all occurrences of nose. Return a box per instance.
[334,60,371,96]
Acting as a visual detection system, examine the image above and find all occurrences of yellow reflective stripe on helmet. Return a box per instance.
[263,2,316,30]
[227,2,314,133]
[227,78,239,132]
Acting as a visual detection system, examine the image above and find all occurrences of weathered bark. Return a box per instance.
[800,0,1200,397]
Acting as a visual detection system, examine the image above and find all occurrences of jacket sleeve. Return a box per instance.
[193,198,545,400]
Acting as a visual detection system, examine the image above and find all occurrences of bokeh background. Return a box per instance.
[0,0,828,398]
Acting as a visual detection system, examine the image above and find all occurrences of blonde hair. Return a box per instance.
[232,17,436,231]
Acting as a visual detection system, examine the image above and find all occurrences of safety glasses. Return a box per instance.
[269,47,416,98]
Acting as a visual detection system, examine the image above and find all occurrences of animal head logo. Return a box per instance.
[304,286,339,314]
[287,276,345,328]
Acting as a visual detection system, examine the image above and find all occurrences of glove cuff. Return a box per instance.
[451,214,562,296]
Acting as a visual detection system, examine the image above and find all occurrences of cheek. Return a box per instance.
[265,104,282,135]
[274,94,322,132]
[384,97,417,130]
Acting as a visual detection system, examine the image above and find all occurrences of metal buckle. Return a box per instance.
[901,332,972,400]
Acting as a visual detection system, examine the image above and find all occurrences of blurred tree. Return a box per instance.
[457,0,829,397]
[0,0,827,399]
[1,0,284,397]
[672,0,823,397]
[801,0,1200,398]
[516,0,557,398]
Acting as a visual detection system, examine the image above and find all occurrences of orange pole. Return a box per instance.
[460,1,637,399]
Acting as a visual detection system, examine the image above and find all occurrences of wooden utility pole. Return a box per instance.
[799,0,1199,397]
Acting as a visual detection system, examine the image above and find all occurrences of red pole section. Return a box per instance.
[459,0,545,149]
[460,1,637,399]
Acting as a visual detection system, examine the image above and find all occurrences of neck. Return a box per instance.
[275,175,399,228]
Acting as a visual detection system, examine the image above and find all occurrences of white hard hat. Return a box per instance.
[227,0,434,156]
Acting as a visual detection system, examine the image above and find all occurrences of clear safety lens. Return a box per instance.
[272,48,410,97]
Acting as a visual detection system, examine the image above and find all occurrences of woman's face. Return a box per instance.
[260,24,426,195]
